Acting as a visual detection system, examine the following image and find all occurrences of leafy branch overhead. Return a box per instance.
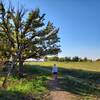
[0,1,61,61]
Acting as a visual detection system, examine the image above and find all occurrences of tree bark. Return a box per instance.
[2,75,8,88]
[2,60,15,88]
[19,60,24,77]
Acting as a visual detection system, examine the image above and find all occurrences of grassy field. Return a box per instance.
[0,61,100,100]
[24,61,100,99]
[25,61,100,72]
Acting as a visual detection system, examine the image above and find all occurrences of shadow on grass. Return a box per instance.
[58,77,100,96]
[23,64,52,76]
[0,89,35,100]
[23,64,100,82]
[23,64,100,97]
[0,64,100,98]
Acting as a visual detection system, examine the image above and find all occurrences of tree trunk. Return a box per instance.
[2,60,15,88]
[2,75,8,88]
[19,60,24,77]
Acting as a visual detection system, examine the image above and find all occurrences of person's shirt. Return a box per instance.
[52,66,58,73]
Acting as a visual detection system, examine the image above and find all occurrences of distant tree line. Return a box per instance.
[46,56,93,62]
[96,59,100,61]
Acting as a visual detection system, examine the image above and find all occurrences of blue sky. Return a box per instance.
[5,0,100,59]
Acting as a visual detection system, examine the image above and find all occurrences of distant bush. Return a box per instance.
[48,56,59,61]
[96,59,100,61]
[48,56,92,62]
[72,56,80,62]
[59,57,65,62]
[65,57,71,62]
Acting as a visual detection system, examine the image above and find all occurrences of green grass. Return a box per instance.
[0,76,48,100]
[25,61,100,72]
[24,61,100,99]
[0,61,100,100]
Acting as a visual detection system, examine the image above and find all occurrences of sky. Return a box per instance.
[4,0,100,60]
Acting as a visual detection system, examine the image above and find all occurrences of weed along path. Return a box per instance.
[46,79,79,100]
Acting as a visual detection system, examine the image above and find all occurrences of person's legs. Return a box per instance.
[53,72,57,80]
[55,73,58,80]
[53,73,55,80]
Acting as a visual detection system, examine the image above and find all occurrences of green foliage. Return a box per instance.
[64,57,71,62]
[7,76,47,93]
[48,56,59,61]
[48,56,92,62]
[0,1,60,76]
[96,59,100,61]
[0,1,60,62]
[0,61,100,99]
[0,76,48,100]
[72,56,80,62]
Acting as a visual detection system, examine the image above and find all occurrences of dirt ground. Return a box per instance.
[45,79,80,100]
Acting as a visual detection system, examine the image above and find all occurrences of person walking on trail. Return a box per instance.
[52,64,58,80]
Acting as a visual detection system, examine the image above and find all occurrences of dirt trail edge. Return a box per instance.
[45,79,80,100]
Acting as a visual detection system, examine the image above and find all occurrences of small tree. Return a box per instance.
[83,57,88,62]
[0,2,61,77]
[72,56,80,62]
[65,57,71,62]
[59,57,65,62]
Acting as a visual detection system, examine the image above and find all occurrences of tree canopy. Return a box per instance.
[0,1,61,75]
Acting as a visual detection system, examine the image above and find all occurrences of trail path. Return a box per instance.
[45,79,80,100]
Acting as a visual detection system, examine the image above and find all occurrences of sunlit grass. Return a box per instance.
[0,61,100,100]
[0,76,48,100]
[25,61,100,72]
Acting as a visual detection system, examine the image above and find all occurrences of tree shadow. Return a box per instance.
[58,77,100,96]
[23,64,52,76]
[0,63,100,98]
[23,64,100,82]
[0,89,35,100]
[23,64,100,97]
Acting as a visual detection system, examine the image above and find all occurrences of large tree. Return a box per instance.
[0,2,60,76]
